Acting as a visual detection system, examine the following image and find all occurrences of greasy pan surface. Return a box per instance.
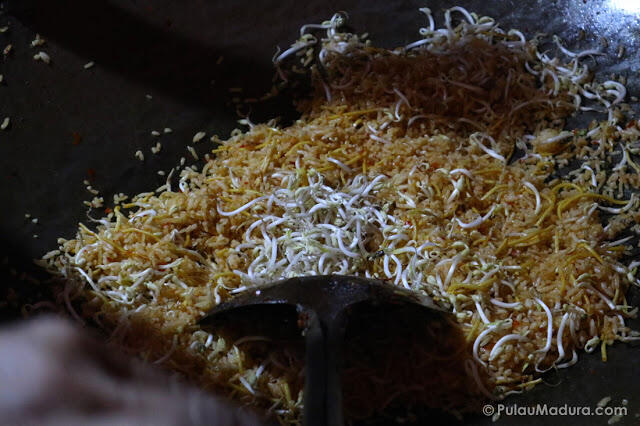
[1,0,639,424]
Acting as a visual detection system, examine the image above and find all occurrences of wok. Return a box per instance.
[1,0,639,425]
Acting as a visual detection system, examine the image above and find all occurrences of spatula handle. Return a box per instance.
[302,310,344,426]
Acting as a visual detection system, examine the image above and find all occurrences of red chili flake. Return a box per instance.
[104,207,112,214]
[71,132,82,145]
[87,168,96,180]
[626,120,636,129]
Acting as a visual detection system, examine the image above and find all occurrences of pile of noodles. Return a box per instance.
[39,7,640,423]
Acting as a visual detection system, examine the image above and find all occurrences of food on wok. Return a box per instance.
[38,6,640,423]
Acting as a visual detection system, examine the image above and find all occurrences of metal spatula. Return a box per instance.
[199,275,454,426]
